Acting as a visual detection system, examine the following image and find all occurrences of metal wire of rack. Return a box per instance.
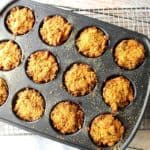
[0,7,149,136]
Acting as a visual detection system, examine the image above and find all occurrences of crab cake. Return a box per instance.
[64,63,97,96]
[50,101,84,134]
[0,40,22,71]
[89,114,125,147]
[0,78,8,106]
[6,6,35,35]
[13,88,45,121]
[102,76,134,111]
[76,26,108,58]
[114,39,145,70]
[26,50,58,83]
[40,15,72,46]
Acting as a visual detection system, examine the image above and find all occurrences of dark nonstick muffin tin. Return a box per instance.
[0,0,150,149]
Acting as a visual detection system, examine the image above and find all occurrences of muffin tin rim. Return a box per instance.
[0,1,149,150]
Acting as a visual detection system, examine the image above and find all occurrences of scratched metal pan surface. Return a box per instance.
[0,0,149,149]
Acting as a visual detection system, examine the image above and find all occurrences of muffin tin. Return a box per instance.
[0,0,150,149]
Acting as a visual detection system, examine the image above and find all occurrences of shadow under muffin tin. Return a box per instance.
[0,0,149,150]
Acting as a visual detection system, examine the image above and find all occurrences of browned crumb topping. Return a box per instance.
[50,101,84,134]
[89,114,125,147]
[40,15,72,46]
[64,63,97,96]
[26,50,58,83]
[76,26,108,58]
[114,39,145,70]
[6,7,35,35]
[0,78,8,106]
[102,76,134,112]
[0,40,22,71]
[13,88,45,121]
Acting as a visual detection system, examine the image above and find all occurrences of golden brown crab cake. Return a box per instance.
[102,76,134,112]
[0,78,8,106]
[50,101,84,134]
[89,114,125,147]
[64,63,97,96]
[26,50,58,83]
[13,88,45,121]
[114,39,145,70]
[76,26,108,58]
[0,40,22,71]
[40,15,72,46]
[6,6,35,35]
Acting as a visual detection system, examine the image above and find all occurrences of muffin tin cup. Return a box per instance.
[0,0,150,150]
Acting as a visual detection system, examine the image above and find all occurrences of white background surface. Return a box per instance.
[0,135,77,150]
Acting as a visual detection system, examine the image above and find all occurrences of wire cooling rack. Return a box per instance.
[0,7,149,136]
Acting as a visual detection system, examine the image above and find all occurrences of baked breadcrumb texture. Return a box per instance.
[26,50,58,83]
[13,88,45,121]
[114,39,145,70]
[6,7,35,35]
[64,63,97,96]
[0,78,8,106]
[40,15,72,46]
[50,101,84,134]
[0,40,22,71]
[89,114,125,147]
[102,76,134,112]
[76,26,108,58]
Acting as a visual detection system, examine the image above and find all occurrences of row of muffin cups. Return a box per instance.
[3,6,145,70]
